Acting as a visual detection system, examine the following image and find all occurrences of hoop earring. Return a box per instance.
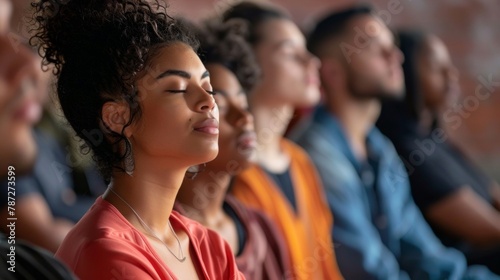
[185,163,206,180]
[124,138,135,176]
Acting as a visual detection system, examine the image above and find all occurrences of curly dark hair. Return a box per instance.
[29,0,198,182]
[196,18,259,93]
[221,1,289,46]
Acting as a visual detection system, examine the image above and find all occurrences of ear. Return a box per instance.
[101,101,133,137]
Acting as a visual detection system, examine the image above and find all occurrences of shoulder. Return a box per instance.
[280,138,317,167]
[56,198,148,265]
[61,236,158,280]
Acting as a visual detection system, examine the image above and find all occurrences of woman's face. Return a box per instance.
[205,63,256,174]
[127,42,219,168]
[0,0,12,34]
[252,18,321,108]
[417,35,459,111]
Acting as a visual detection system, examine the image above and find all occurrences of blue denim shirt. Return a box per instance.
[291,106,498,280]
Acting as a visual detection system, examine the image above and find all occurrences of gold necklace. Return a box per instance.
[109,188,187,262]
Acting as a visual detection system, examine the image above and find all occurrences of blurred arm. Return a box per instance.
[426,186,500,246]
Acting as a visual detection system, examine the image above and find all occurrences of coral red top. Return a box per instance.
[56,196,244,280]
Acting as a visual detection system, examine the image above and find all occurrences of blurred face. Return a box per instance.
[0,0,12,33]
[127,43,219,168]
[0,34,45,178]
[205,64,256,174]
[252,18,321,108]
[340,15,404,99]
[417,35,459,111]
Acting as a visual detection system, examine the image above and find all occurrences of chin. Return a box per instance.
[202,147,219,164]
[298,88,321,107]
[0,136,37,178]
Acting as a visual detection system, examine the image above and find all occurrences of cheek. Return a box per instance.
[218,121,234,146]
[136,101,187,149]
[423,74,444,94]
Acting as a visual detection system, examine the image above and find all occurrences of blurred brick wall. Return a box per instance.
[168,0,500,180]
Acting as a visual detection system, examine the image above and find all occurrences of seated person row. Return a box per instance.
[292,5,500,279]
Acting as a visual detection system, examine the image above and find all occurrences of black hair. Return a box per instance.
[307,4,373,55]
[30,0,198,182]
[396,30,429,120]
[222,1,289,46]
[196,18,259,93]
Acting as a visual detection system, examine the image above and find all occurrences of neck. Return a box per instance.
[176,166,231,227]
[326,90,381,160]
[104,155,188,238]
[250,95,293,172]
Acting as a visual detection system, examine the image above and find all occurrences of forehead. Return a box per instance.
[145,42,204,76]
[422,35,450,61]
[206,64,242,97]
[344,15,394,45]
[257,18,305,46]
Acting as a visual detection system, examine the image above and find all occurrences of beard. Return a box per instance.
[345,65,404,102]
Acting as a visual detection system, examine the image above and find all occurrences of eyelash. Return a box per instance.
[166,90,186,94]
[166,89,216,95]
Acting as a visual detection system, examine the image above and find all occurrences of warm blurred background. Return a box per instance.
[169,0,500,181]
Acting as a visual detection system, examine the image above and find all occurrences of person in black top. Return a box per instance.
[377,30,500,273]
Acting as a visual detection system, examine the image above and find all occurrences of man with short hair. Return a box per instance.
[292,5,499,279]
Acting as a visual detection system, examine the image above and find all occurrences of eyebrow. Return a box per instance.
[156,69,210,80]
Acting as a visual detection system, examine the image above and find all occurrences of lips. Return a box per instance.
[193,118,219,135]
[237,131,257,150]
[12,100,42,124]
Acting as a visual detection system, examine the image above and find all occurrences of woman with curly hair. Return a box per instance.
[175,18,292,279]
[221,2,343,279]
[30,0,244,279]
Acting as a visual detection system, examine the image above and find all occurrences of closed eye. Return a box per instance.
[205,89,216,95]
[166,89,186,93]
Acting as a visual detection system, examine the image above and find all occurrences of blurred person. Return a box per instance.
[0,0,105,254]
[293,5,500,279]
[31,0,244,279]
[222,2,343,279]
[377,30,500,273]
[176,18,292,279]
[0,0,75,279]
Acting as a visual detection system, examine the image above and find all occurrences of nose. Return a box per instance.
[194,87,216,113]
[447,65,459,82]
[234,107,254,130]
[305,51,321,69]
[392,46,404,64]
